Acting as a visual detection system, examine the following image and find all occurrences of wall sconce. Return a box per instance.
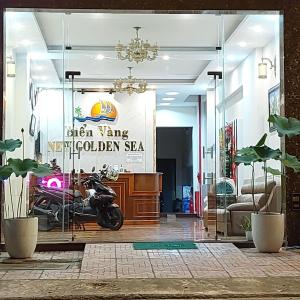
[6,56,16,77]
[258,57,276,79]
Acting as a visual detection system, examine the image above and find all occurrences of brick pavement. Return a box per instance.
[0,243,300,279]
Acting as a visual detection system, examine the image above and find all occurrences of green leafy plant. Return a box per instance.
[241,216,252,231]
[235,114,300,213]
[0,129,52,218]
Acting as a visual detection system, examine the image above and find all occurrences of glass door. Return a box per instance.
[201,16,225,240]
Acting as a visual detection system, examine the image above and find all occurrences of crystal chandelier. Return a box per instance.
[113,67,147,95]
[115,27,159,63]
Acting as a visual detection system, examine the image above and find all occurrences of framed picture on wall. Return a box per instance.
[268,84,280,132]
[29,114,36,136]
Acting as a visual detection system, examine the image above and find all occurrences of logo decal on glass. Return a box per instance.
[75,100,117,122]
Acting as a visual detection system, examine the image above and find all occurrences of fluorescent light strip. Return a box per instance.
[162,97,175,101]
[165,92,179,96]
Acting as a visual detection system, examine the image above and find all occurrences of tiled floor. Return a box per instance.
[1,243,300,279]
[37,218,240,243]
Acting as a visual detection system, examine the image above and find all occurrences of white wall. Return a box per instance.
[4,53,35,217]
[38,90,156,173]
[156,106,199,197]
[223,36,281,189]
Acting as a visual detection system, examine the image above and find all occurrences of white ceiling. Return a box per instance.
[5,12,280,107]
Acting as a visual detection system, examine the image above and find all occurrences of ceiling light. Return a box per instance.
[96,54,105,60]
[115,27,159,63]
[165,92,179,96]
[258,57,276,79]
[162,55,170,61]
[40,76,48,81]
[238,41,247,48]
[162,97,175,101]
[113,66,147,95]
[159,103,171,106]
[20,39,32,46]
[251,25,263,33]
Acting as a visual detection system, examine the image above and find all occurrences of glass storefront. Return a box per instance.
[2,10,283,243]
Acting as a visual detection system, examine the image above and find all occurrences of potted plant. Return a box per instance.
[241,216,252,241]
[235,114,300,252]
[0,129,52,258]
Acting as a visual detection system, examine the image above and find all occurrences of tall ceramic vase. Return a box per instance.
[251,212,284,253]
[4,217,38,259]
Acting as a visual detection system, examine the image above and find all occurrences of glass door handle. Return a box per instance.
[203,172,214,184]
[203,146,214,159]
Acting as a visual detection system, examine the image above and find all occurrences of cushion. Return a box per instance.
[227,202,255,211]
[241,181,276,195]
[235,193,266,210]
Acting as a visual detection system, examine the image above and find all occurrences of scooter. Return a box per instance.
[30,165,124,231]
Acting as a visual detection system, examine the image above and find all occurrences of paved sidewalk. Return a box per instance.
[0,243,300,299]
[2,277,300,299]
[1,243,300,279]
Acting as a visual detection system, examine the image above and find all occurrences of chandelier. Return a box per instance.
[115,27,159,63]
[113,67,147,95]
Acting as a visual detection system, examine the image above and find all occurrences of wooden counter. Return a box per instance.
[106,173,162,225]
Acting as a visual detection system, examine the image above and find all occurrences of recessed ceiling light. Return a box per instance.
[251,25,263,33]
[159,103,171,106]
[165,92,179,96]
[20,39,32,46]
[40,76,48,81]
[162,97,175,101]
[96,54,105,60]
[162,55,170,61]
[238,41,247,48]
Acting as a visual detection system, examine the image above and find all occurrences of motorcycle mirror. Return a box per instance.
[92,166,95,172]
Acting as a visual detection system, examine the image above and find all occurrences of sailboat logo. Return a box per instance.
[75,100,117,122]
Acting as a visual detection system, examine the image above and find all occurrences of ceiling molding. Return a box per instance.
[48,45,220,52]
[62,77,196,84]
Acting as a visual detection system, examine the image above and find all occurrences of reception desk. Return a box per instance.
[106,173,162,225]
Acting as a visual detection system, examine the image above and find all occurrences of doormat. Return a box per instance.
[133,241,198,250]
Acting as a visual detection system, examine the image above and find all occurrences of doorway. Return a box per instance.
[156,127,193,214]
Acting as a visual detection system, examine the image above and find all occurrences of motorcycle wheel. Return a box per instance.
[97,207,124,231]
[30,197,55,231]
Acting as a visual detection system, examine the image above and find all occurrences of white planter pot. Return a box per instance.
[4,217,38,259]
[245,230,253,241]
[251,213,284,253]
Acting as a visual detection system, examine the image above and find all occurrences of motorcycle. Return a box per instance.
[30,165,124,231]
